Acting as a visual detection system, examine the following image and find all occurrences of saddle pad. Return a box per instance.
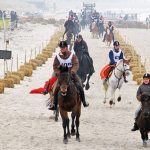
[30,76,57,94]
[100,64,111,79]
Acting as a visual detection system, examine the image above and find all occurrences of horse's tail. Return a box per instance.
[103,81,108,91]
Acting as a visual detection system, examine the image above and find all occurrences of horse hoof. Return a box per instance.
[63,138,68,144]
[103,100,106,104]
[109,100,113,105]
[143,141,147,147]
[117,96,121,102]
[76,137,80,142]
[71,130,76,136]
[67,133,71,138]
[85,84,90,90]
[55,117,58,122]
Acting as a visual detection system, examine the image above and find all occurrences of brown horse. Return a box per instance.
[91,22,99,38]
[57,65,81,144]
[105,28,113,46]
[136,93,150,147]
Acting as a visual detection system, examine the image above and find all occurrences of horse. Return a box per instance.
[57,65,81,144]
[102,59,130,106]
[65,30,74,51]
[76,51,95,90]
[136,94,150,147]
[91,21,99,38]
[105,28,113,46]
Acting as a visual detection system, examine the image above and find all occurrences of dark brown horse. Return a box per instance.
[57,65,81,144]
[137,93,150,147]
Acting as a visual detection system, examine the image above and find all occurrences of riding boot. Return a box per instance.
[131,121,139,131]
[123,72,128,83]
[48,86,59,110]
[78,85,89,107]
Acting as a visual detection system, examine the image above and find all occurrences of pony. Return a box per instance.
[76,51,95,90]
[65,30,74,51]
[102,59,130,106]
[105,28,113,46]
[57,65,81,144]
[137,93,150,147]
[91,21,99,38]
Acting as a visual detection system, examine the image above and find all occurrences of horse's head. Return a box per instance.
[116,59,130,76]
[141,93,150,118]
[58,65,71,96]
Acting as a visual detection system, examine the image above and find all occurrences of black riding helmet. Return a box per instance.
[76,34,83,39]
[113,41,120,46]
[59,40,68,48]
[143,73,150,79]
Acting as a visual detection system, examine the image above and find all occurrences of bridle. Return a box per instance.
[113,61,130,88]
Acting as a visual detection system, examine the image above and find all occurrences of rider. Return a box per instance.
[64,15,75,35]
[47,40,89,110]
[74,34,89,56]
[103,21,114,43]
[104,41,128,83]
[131,73,150,131]
[74,34,94,68]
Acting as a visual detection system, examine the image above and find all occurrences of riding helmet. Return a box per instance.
[76,34,83,39]
[143,73,150,79]
[59,40,68,48]
[113,41,120,46]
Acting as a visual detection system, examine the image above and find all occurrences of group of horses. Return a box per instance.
[48,21,150,146]
[90,21,113,46]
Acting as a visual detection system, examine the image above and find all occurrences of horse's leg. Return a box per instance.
[54,107,59,121]
[109,87,116,106]
[71,112,76,136]
[103,81,108,104]
[75,106,81,142]
[85,74,91,90]
[117,88,121,102]
[103,90,107,104]
[140,129,147,147]
[66,118,71,138]
[60,110,68,144]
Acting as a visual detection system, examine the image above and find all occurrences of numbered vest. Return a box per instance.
[112,50,122,63]
[56,52,74,68]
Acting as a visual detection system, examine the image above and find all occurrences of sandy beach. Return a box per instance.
[0,27,147,149]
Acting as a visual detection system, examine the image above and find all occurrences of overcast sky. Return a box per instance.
[1,0,150,13]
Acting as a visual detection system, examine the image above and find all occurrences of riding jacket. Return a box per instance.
[136,83,150,101]
[53,51,79,76]
[109,49,124,65]
[74,39,89,56]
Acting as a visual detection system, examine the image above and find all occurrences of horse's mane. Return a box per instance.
[59,65,69,73]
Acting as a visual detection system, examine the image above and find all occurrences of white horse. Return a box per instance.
[103,59,130,106]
